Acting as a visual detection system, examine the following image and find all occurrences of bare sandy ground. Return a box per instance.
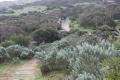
[0,59,38,80]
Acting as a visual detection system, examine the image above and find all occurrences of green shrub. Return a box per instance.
[101,57,120,80]
[113,38,120,49]
[35,32,120,79]
[0,47,10,63]
[6,45,34,60]
[35,34,96,70]
[40,64,51,75]
[10,35,30,47]
[96,25,118,40]
[76,72,98,80]
[6,45,23,59]
[32,28,60,44]
[35,39,117,79]
[67,42,114,79]
[0,40,15,47]
[34,43,51,52]
[20,48,34,59]
[0,45,34,63]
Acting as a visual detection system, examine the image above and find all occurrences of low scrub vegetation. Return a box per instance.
[10,35,31,47]
[0,40,15,48]
[101,57,120,80]
[35,34,120,80]
[0,45,34,63]
[6,45,34,60]
[0,47,10,63]
[0,0,120,80]
[32,28,60,45]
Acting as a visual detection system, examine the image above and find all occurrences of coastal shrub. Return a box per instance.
[114,38,120,49]
[67,42,114,79]
[6,45,34,60]
[0,40,15,47]
[20,48,34,59]
[0,47,10,63]
[10,35,30,47]
[32,28,60,44]
[6,45,23,58]
[34,32,120,79]
[76,72,98,80]
[37,48,69,75]
[101,57,120,80]
[40,64,51,75]
[35,39,118,79]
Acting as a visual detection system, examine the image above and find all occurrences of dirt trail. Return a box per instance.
[0,59,39,80]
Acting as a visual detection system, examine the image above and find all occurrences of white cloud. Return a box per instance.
[0,0,15,2]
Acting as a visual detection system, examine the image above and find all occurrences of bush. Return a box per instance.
[32,28,60,44]
[20,48,34,59]
[10,35,30,47]
[6,45,34,60]
[34,34,99,70]
[0,40,15,47]
[40,64,51,75]
[34,32,120,79]
[76,72,97,80]
[6,45,23,59]
[35,38,117,79]
[0,47,10,63]
[67,42,114,79]
[101,57,120,80]
[0,45,34,63]
[96,25,118,40]
[113,38,120,49]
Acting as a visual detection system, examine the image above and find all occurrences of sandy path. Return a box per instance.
[0,59,39,80]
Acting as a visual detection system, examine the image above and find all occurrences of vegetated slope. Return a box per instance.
[0,0,41,9]
[0,0,118,16]
[16,0,42,4]
[0,0,119,42]
[0,0,119,43]
[0,0,119,80]
[5,6,46,16]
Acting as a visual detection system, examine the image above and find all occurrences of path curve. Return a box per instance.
[0,59,39,80]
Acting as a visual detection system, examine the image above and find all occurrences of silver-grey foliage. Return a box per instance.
[35,38,119,80]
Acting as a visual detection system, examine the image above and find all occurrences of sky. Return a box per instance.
[0,0,15,2]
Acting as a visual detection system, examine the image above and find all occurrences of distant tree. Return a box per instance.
[32,28,60,44]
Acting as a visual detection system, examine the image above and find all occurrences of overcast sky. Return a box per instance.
[0,0,15,2]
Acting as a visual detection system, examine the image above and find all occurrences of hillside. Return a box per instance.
[16,0,42,4]
[0,0,120,80]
